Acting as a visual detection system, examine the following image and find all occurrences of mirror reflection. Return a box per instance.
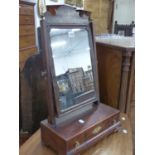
[50,28,95,111]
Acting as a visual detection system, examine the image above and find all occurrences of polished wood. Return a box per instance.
[40,19,56,124]
[20,35,35,48]
[40,5,121,154]
[19,4,34,15]
[119,50,133,112]
[20,25,35,36]
[96,37,135,113]
[41,103,120,155]
[126,53,135,114]
[96,44,122,108]
[19,0,37,71]
[19,15,34,25]
[20,113,133,155]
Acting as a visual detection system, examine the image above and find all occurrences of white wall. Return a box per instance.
[33,0,40,49]
[45,0,64,5]
[113,0,135,31]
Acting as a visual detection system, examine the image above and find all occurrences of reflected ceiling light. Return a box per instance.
[51,41,66,48]
[71,29,81,32]
[51,28,60,32]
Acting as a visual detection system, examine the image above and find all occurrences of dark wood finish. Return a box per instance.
[20,72,33,131]
[96,44,122,108]
[118,50,133,112]
[20,113,133,155]
[20,54,48,133]
[41,5,99,124]
[114,21,135,36]
[40,5,121,155]
[19,133,32,146]
[41,103,120,155]
[96,40,135,113]
[126,53,135,114]
[40,20,56,124]
[107,0,115,33]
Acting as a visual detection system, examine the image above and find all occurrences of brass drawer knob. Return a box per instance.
[92,126,102,134]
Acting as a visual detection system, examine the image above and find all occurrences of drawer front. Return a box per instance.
[85,116,118,140]
[19,15,34,25]
[20,25,35,36]
[67,134,84,150]
[20,35,35,49]
[19,4,34,15]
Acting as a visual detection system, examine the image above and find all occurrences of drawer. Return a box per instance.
[20,35,35,49]
[19,4,34,15]
[19,15,34,25]
[67,134,84,150]
[20,25,35,36]
[85,116,118,140]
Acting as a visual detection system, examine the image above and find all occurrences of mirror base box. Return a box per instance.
[41,103,121,155]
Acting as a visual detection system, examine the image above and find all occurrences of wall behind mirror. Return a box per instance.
[35,0,135,44]
[112,0,135,32]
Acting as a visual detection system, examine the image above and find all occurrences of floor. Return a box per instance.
[19,133,32,146]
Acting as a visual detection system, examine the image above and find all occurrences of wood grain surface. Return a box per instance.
[96,42,135,114]
[19,0,37,71]
[96,44,122,109]
[20,113,133,155]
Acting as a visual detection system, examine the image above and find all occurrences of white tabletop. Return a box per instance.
[95,34,135,49]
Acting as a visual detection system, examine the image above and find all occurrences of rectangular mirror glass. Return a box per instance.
[50,28,95,112]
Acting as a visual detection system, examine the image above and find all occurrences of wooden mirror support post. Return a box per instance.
[40,5,121,155]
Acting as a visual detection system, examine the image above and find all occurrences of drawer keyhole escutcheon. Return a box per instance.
[92,126,102,134]
[75,141,80,148]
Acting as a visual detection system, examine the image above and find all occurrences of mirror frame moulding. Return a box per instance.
[40,5,99,125]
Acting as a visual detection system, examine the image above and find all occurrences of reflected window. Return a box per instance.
[50,28,95,111]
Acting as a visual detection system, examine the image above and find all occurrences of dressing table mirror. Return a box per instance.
[50,27,98,118]
[40,5,121,155]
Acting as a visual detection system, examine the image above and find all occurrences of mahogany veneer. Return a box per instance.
[40,6,121,155]
[96,37,135,113]
[41,103,120,155]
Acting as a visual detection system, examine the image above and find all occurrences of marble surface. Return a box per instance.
[95,34,135,48]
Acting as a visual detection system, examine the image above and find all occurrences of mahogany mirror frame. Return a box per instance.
[40,5,99,125]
